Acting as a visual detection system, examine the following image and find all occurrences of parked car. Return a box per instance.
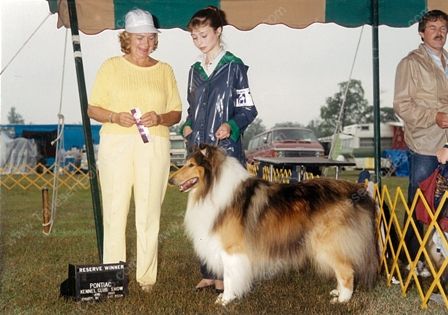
[169,133,187,167]
[246,127,325,174]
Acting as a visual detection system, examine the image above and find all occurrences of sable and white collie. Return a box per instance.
[169,144,379,305]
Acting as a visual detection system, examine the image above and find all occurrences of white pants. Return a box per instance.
[98,133,170,285]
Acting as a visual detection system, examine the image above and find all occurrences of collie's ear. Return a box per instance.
[199,143,209,157]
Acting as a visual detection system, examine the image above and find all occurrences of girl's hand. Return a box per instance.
[215,123,231,140]
[183,126,193,137]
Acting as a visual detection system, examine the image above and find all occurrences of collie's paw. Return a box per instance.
[215,293,226,306]
[215,293,234,306]
[330,289,339,297]
[330,288,352,303]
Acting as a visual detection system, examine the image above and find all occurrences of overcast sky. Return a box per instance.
[1,0,421,129]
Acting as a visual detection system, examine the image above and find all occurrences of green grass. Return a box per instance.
[0,172,447,314]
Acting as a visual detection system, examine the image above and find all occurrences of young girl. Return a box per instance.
[182,6,258,292]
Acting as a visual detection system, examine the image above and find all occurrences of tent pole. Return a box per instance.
[67,0,103,261]
[371,0,382,186]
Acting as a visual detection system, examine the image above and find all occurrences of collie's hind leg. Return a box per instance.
[330,262,354,303]
[316,249,354,303]
[215,251,253,306]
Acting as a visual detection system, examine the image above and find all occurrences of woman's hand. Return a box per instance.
[114,112,135,127]
[141,111,161,127]
[87,105,134,127]
[215,123,231,140]
[183,126,193,137]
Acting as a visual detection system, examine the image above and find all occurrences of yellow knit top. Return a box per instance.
[89,56,182,138]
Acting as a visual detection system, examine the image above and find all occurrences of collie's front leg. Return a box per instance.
[215,251,253,306]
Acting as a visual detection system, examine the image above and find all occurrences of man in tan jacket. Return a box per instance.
[394,9,448,276]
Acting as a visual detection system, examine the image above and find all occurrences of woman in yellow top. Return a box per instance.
[88,9,182,292]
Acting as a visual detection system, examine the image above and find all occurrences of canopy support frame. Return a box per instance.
[67,0,103,261]
[372,0,382,186]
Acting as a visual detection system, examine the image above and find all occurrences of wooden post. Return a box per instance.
[42,187,51,235]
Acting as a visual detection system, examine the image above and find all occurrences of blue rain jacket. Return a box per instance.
[183,52,258,164]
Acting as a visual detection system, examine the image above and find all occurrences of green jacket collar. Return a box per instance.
[192,51,243,80]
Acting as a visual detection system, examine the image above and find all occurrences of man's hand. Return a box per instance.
[436,147,448,164]
[436,112,448,128]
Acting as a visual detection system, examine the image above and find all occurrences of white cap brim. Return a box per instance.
[125,25,160,34]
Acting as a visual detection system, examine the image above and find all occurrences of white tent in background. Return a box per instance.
[0,131,38,174]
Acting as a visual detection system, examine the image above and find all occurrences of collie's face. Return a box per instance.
[168,149,209,192]
[169,145,227,199]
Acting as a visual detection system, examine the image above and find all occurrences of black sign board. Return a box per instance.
[60,261,128,301]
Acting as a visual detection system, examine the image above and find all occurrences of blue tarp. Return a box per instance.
[383,149,409,177]
[0,124,101,151]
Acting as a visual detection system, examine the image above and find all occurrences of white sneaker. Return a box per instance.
[430,293,445,305]
[419,267,431,278]
[391,276,400,285]
[140,284,154,292]
[406,261,431,278]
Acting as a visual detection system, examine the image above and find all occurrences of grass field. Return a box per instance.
[1,172,447,314]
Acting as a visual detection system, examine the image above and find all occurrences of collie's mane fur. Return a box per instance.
[194,145,227,202]
[169,144,379,305]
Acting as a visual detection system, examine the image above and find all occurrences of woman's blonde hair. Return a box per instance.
[118,31,158,54]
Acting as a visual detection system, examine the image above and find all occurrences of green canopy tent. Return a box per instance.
[46,0,448,261]
[48,0,448,32]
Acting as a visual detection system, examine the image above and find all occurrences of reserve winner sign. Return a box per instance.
[60,261,128,301]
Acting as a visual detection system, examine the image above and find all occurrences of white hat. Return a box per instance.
[125,9,160,34]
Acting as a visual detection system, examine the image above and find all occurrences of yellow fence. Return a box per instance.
[0,163,91,190]
[377,185,448,309]
[2,162,448,309]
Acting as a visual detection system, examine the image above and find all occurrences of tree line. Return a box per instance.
[7,79,397,150]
